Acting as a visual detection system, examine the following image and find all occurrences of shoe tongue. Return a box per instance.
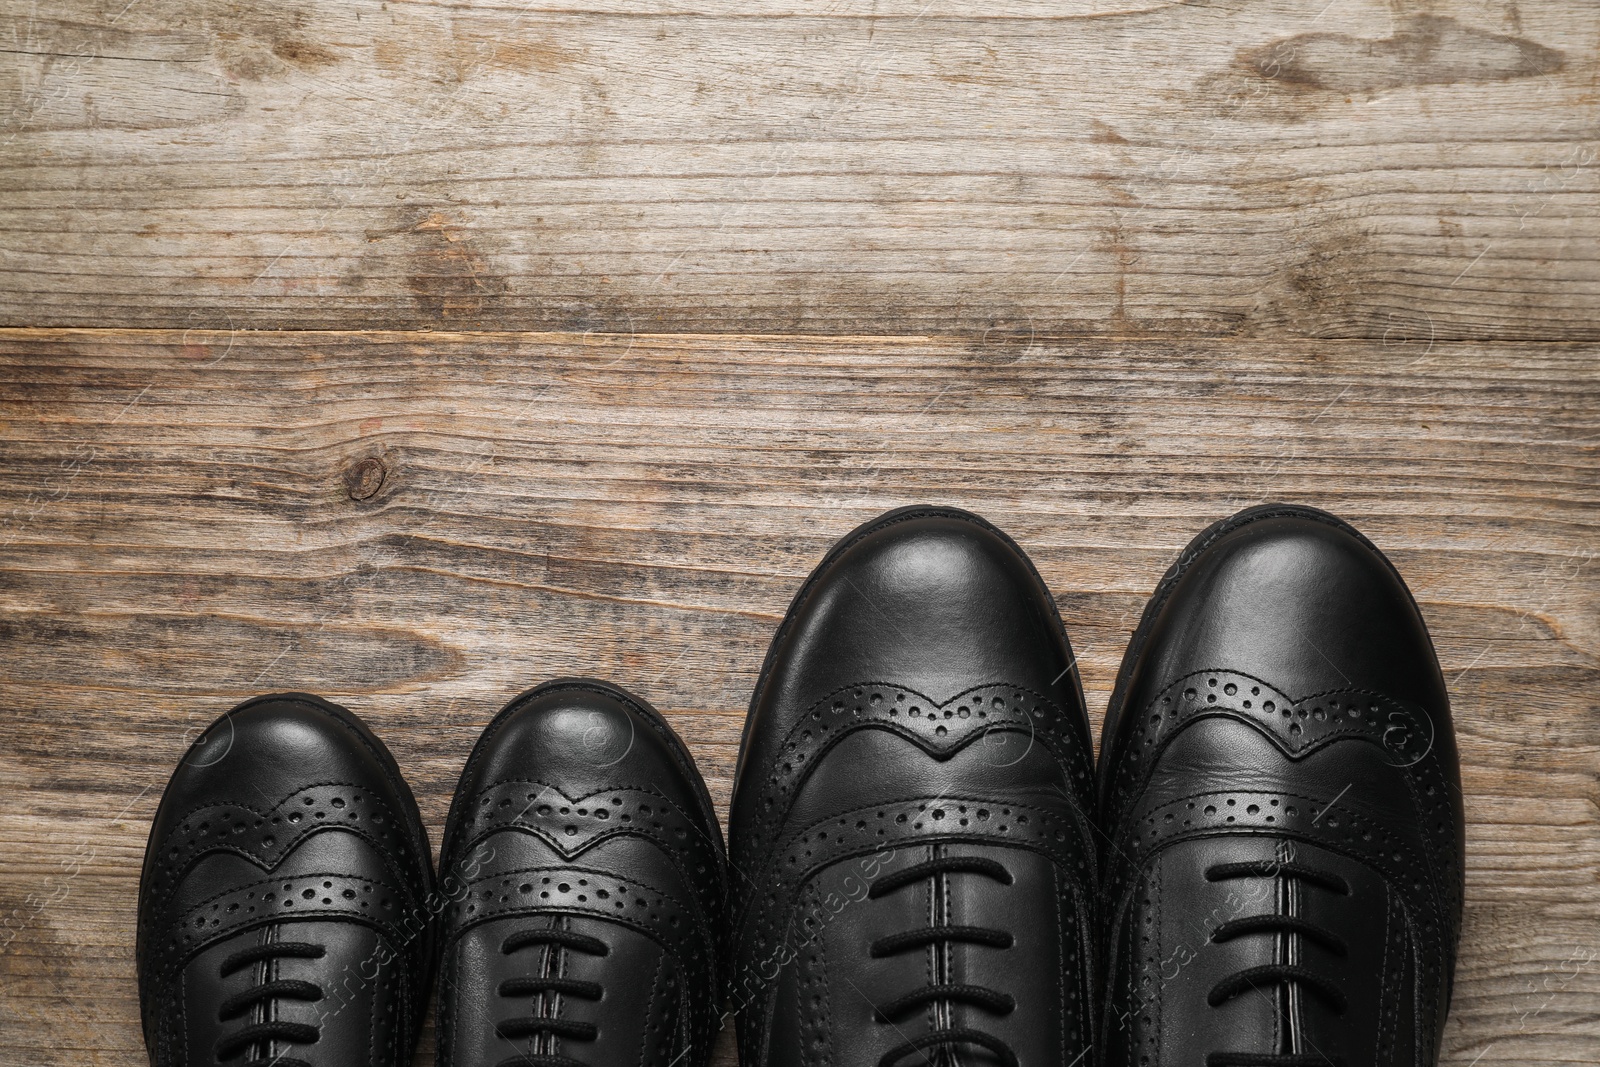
[1288,840,1405,1065]
[179,917,392,1064]
[444,911,677,1065]
[769,840,1077,1066]
[1132,835,1395,1067]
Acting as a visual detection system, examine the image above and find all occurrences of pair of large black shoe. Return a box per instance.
[139,504,1463,1067]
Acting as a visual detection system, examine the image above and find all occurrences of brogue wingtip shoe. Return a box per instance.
[1098,503,1465,1067]
[730,505,1099,1067]
[137,692,436,1067]
[435,678,727,1067]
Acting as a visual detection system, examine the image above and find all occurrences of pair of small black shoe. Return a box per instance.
[139,503,1464,1067]
[137,680,725,1067]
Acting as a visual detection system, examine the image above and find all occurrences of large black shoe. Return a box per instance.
[1097,504,1465,1067]
[137,693,436,1067]
[729,506,1099,1067]
[434,679,727,1067]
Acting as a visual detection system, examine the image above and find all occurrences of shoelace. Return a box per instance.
[214,940,326,1067]
[867,855,1020,1067]
[1203,860,1351,1067]
[493,927,608,1067]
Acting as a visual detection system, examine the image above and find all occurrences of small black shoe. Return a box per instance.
[137,693,436,1067]
[1097,504,1465,1067]
[729,506,1099,1067]
[434,679,727,1067]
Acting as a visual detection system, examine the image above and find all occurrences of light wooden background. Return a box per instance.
[1,1,1596,1066]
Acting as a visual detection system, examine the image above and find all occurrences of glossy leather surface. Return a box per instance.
[730,506,1098,1067]
[1098,504,1465,1067]
[435,679,726,1067]
[137,693,436,1067]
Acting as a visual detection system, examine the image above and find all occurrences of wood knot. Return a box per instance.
[345,456,387,501]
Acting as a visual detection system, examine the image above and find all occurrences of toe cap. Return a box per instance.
[152,693,413,825]
[441,680,721,869]
[1108,505,1451,767]
[752,506,1078,717]
[733,505,1090,843]
[453,681,704,804]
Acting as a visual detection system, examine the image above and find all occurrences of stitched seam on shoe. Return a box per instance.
[1153,857,1164,1066]
[215,694,429,867]
[450,781,716,883]
[772,795,1097,875]
[641,946,666,1067]
[798,878,829,1067]
[1074,863,1094,1058]
[752,680,1094,837]
[923,845,938,1047]
[1379,883,1396,1064]
[817,898,834,1067]
[736,789,1097,941]
[1114,785,1413,868]
[369,935,380,1064]
[147,782,426,921]
[1410,895,1434,1064]
[1110,669,1441,818]
[441,864,715,975]
[463,777,684,811]
[1100,503,1422,776]
[159,778,375,827]
[439,936,458,1067]
[736,678,1097,939]
[736,799,1095,975]
[769,680,1084,776]
[1055,862,1068,1067]
[451,819,715,913]
[461,681,722,859]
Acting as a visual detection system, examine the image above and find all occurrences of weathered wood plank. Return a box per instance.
[0,330,1596,1066]
[2,1,1597,338]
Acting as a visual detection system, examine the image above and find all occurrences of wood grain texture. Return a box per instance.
[0,328,1595,1065]
[2,0,1597,339]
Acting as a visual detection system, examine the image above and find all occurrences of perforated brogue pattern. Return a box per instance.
[1109,789,1444,931]
[442,862,721,1059]
[1102,669,1462,1067]
[140,778,430,1016]
[733,683,1097,1031]
[733,790,1095,990]
[444,864,702,952]
[1105,669,1461,937]
[151,871,411,986]
[143,782,425,915]
[747,682,1095,852]
[1107,670,1437,809]
[451,780,722,922]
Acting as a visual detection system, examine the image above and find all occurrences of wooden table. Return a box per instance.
[1,2,1595,1065]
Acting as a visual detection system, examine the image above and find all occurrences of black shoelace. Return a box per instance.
[867,855,1020,1067]
[493,927,608,1067]
[1203,860,1351,1067]
[214,940,326,1067]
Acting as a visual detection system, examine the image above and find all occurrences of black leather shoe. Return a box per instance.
[729,506,1099,1067]
[137,693,436,1067]
[434,679,727,1067]
[1098,504,1464,1067]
